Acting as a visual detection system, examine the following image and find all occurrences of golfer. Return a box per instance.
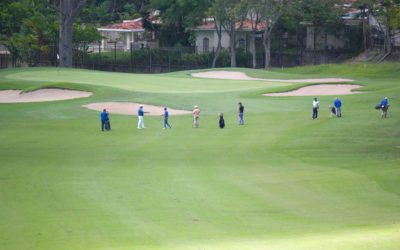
[100,109,108,131]
[162,107,172,129]
[137,105,145,129]
[219,113,225,129]
[334,97,342,117]
[380,97,389,118]
[312,97,319,120]
[238,102,244,125]
[193,105,201,128]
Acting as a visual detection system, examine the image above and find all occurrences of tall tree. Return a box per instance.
[219,0,247,67]
[246,0,263,68]
[151,0,211,46]
[208,0,228,68]
[260,0,286,69]
[296,0,343,63]
[354,0,374,50]
[58,0,87,67]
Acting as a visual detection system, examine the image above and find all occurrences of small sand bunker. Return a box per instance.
[264,84,363,96]
[0,89,92,103]
[82,102,191,116]
[192,71,353,83]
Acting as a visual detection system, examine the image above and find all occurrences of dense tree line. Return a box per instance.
[1,0,399,68]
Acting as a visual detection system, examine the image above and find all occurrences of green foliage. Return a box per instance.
[151,0,211,46]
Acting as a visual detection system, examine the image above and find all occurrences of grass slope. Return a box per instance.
[0,63,399,250]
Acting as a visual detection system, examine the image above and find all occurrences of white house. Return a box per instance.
[193,19,266,54]
[97,18,158,51]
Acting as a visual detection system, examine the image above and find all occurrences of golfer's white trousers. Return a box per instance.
[138,116,144,128]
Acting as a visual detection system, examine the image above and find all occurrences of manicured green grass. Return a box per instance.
[0,63,399,250]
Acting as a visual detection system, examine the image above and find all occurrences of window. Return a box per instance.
[238,38,245,50]
[203,37,209,52]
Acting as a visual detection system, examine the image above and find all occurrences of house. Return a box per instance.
[193,19,266,54]
[0,44,10,68]
[97,18,158,52]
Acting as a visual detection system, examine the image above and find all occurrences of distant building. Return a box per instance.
[193,19,266,54]
[97,18,158,51]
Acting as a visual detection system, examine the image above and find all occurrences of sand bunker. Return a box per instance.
[264,84,363,96]
[192,71,354,83]
[82,102,191,116]
[0,89,92,103]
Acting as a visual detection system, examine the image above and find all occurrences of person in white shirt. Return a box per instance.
[312,97,319,120]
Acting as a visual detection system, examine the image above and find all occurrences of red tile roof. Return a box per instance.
[101,18,145,30]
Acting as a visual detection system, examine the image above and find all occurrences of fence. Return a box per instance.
[2,43,359,72]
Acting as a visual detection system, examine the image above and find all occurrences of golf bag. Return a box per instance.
[375,104,382,110]
[105,119,111,131]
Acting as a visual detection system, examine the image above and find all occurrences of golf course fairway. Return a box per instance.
[0,63,399,249]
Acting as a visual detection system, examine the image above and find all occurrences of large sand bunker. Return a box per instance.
[82,102,191,116]
[192,71,354,83]
[264,84,363,96]
[0,89,92,103]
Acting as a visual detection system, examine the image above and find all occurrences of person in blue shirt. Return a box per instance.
[100,109,108,131]
[162,107,172,129]
[137,105,145,129]
[380,97,389,118]
[334,97,342,117]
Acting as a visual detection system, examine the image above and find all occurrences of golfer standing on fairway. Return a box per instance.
[334,97,342,117]
[162,107,172,129]
[238,102,244,125]
[193,105,200,128]
[137,105,145,129]
[100,109,108,131]
[312,97,319,120]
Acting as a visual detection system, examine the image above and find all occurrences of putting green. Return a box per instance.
[0,63,399,250]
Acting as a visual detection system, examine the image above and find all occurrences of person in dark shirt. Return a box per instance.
[219,113,225,129]
[380,97,389,118]
[137,105,145,129]
[334,97,342,117]
[238,102,244,125]
[162,107,172,129]
[105,111,111,131]
[100,109,108,131]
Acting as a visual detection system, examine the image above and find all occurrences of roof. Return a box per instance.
[0,44,10,55]
[195,19,267,32]
[98,18,145,32]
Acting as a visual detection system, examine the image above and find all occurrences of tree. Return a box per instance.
[151,0,211,46]
[296,0,343,63]
[354,0,374,50]
[208,0,228,68]
[58,0,87,68]
[246,0,264,68]
[259,0,286,69]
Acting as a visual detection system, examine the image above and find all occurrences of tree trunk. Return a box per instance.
[59,0,74,67]
[59,0,86,68]
[212,22,223,68]
[251,32,256,68]
[263,29,271,69]
[362,9,368,50]
[384,28,392,54]
[313,26,318,64]
[229,25,236,67]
